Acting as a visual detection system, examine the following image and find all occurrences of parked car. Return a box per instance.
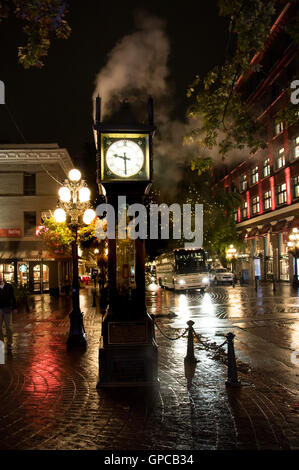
[209,268,234,285]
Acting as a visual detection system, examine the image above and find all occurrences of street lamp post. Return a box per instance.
[54,168,96,349]
[226,244,237,272]
[287,227,299,287]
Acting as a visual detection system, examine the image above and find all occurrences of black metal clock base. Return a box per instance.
[96,314,159,389]
[66,311,88,350]
[96,341,159,389]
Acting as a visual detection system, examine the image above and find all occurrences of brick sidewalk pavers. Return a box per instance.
[0,287,298,450]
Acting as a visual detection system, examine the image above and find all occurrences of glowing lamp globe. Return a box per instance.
[68,169,81,182]
[54,208,66,223]
[83,208,96,225]
[59,186,71,202]
[79,187,91,202]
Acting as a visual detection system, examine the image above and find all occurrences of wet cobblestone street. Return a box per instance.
[0,283,298,450]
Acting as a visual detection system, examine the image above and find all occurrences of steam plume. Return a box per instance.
[92,12,249,197]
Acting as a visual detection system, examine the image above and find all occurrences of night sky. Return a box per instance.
[0,1,228,187]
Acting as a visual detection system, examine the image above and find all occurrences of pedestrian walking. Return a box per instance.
[0,274,17,351]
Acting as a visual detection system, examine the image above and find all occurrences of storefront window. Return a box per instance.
[17,262,29,286]
[33,263,50,293]
[280,258,289,281]
[279,233,289,281]
[0,263,15,282]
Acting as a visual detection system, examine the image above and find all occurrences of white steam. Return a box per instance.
[93,13,170,117]
[92,12,249,197]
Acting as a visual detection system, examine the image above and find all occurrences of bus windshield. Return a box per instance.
[175,250,208,274]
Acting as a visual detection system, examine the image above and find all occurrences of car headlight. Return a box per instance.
[179,279,186,285]
[202,277,209,284]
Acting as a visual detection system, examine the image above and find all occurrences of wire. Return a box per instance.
[4,102,63,187]
[41,164,63,186]
[4,103,27,143]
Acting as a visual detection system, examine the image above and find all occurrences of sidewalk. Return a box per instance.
[0,286,298,450]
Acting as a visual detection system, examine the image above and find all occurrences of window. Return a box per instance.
[262,158,270,178]
[233,210,238,222]
[291,136,299,160]
[23,172,36,195]
[240,174,247,191]
[293,176,299,199]
[250,166,259,185]
[263,190,272,210]
[276,147,285,169]
[276,183,287,205]
[0,263,15,283]
[241,201,248,220]
[251,196,260,215]
[24,211,36,236]
[274,121,283,135]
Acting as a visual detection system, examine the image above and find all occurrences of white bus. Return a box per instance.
[155,248,210,292]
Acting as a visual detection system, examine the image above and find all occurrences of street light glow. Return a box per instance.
[83,208,96,224]
[54,208,66,223]
[68,169,81,182]
[59,186,71,202]
[79,187,91,202]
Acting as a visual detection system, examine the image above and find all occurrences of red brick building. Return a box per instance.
[212,2,299,283]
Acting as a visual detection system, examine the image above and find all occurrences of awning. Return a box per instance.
[271,220,288,233]
[0,241,70,260]
[246,228,259,239]
[259,223,271,235]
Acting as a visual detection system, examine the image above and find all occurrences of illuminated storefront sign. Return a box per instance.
[0,228,22,237]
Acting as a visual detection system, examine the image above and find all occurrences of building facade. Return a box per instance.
[0,144,74,294]
[213,3,299,284]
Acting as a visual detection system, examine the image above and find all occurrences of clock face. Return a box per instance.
[106,139,144,177]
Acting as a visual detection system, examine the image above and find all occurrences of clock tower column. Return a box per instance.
[93,97,159,388]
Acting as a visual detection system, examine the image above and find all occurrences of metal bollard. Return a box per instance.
[232,277,235,288]
[184,360,196,390]
[273,275,276,292]
[225,332,241,387]
[184,320,197,364]
[92,288,96,307]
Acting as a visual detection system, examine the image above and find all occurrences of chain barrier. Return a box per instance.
[193,329,227,353]
[153,317,188,341]
[153,316,226,351]
[153,316,243,386]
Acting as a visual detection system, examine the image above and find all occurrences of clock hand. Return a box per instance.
[113,152,131,175]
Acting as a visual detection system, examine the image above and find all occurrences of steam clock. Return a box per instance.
[93,96,159,388]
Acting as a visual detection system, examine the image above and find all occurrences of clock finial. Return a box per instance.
[95,95,101,126]
[148,96,154,126]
